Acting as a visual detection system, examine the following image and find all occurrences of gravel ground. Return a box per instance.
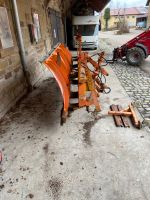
[99,30,150,122]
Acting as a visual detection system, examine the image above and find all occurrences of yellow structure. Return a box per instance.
[101,7,148,30]
[101,15,137,30]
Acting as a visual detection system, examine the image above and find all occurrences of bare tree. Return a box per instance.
[116,0,129,34]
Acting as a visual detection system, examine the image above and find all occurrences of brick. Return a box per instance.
[0,70,5,78]
[0,47,19,58]
[8,58,12,65]
[14,66,21,73]
[5,72,12,80]
[0,59,9,70]
[10,54,21,67]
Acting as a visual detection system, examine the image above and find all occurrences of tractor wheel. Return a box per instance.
[126,47,145,66]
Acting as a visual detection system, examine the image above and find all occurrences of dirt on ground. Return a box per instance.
[0,30,150,200]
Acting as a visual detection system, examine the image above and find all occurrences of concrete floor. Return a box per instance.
[0,35,150,200]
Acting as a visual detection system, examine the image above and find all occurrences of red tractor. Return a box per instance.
[111,28,150,66]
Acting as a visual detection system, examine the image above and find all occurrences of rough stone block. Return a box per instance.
[10,54,21,68]
[5,72,12,80]
[0,47,19,58]
[0,59,9,70]
[0,70,5,79]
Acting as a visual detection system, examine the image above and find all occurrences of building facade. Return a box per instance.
[0,0,66,119]
[0,0,109,119]
[101,7,148,30]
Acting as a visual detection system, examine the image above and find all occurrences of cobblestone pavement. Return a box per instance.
[111,62,150,120]
[99,38,150,121]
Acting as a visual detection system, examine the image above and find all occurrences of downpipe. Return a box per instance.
[11,0,31,91]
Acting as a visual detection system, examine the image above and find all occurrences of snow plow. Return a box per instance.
[40,35,141,128]
[40,35,110,125]
[109,28,150,66]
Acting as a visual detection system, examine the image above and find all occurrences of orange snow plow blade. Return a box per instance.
[40,41,110,125]
[41,44,72,124]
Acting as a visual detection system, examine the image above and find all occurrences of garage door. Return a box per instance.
[48,8,64,47]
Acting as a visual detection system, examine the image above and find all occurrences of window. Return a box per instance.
[48,8,64,47]
[73,25,99,36]
[0,7,13,49]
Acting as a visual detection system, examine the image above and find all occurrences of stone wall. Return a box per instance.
[0,0,67,119]
[17,0,53,85]
[0,0,27,119]
[16,0,67,85]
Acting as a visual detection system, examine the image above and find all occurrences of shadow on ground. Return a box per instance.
[0,77,63,136]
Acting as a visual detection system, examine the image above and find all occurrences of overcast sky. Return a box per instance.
[108,0,148,8]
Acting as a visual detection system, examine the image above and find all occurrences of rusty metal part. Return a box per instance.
[41,44,71,124]
[41,35,110,124]
[76,35,103,111]
[75,34,110,112]
[109,104,141,129]
[129,103,142,129]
